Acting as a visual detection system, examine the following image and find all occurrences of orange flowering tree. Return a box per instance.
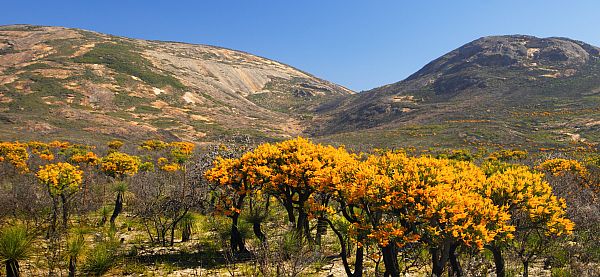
[422,185,513,276]
[481,166,574,277]
[306,144,358,249]
[138,140,195,172]
[393,157,511,277]
[99,151,141,225]
[48,140,70,149]
[107,140,124,151]
[330,153,514,277]
[0,142,30,173]
[487,149,528,162]
[138,140,169,172]
[205,138,357,252]
[169,141,195,164]
[139,139,169,151]
[57,144,99,208]
[36,162,83,232]
[157,157,180,172]
[27,141,55,161]
[100,152,140,179]
[204,140,288,250]
[409,158,512,277]
[330,151,414,277]
[255,138,356,241]
[69,150,99,166]
[205,148,271,252]
[536,158,589,180]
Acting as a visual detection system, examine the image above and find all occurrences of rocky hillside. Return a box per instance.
[315,35,600,149]
[1,26,598,149]
[0,25,352,143]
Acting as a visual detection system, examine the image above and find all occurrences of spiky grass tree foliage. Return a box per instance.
[83,229,118,276]
[67,234,85,277]
[0,225,33,277]
[83,242,115,276]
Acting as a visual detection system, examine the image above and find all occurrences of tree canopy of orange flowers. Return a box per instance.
[100,152,141,179]
[36,162,83,197]
[536,158,588,178]
[204,137,575,277]
[484,166,574,236]
[0,138,577,277]
[0,142,30,172]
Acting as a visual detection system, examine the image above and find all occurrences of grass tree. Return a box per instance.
[179,213,195,242]
[67,233,85,277]
[0,225,33,277]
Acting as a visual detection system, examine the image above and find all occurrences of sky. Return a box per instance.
[2,1,600,91]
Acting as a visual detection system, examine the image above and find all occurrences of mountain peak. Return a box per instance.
[407,35,600,85]
[314,35,600,147]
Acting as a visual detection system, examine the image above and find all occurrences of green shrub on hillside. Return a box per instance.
[74,42,185,89]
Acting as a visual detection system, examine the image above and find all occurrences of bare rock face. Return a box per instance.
[0,25,353,143]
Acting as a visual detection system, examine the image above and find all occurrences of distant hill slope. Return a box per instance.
[314,35,600,149]
[0,25,352,143]
[1,26,598,150]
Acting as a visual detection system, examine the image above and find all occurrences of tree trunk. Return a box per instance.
[315,216,328,247]
[61,194,69,230]
[100,212,107,226]
[296,208,312,242]
[6,259,19,277]
[82,175,88,208]
[160,227,168,247]
[485,245,505,277]
[230,214,247,253]
[354,245,364,277]
[143,221,155,243]
[449,244,462,277]
[109,191,123,225]
[284,200,295,225]
[49,197,59,237]
[253,221,266,243]
[382,243,400,277]
[170,224,176,246]
[523,260,529,277]
[326,218,362,277]
[68,256,76,277]
[431,244,451,277]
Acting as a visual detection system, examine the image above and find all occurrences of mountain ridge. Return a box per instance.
[1,25,599,150]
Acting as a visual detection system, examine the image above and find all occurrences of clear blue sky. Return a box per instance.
[2,1,599,91]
